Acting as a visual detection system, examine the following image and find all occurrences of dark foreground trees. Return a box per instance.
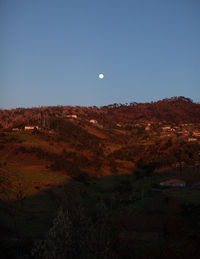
[32,186,117,259]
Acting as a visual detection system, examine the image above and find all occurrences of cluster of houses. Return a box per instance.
[144,123,200,141]
[11,114,102,131]
[65,114,102,126]
[65,115,100,125]
[65,114,100,126]
[11,116,200,141]
[12,125,39,131]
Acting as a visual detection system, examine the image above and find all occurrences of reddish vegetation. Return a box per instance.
[0,97,200,258]
[0,96,200,129]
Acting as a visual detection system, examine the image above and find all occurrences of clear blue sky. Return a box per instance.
[0,0,199,108]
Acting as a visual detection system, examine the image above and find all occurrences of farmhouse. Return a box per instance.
[116,123,122,127]
[160,179,186,188]
[90,119,98,124]
[162,126,171,131]
[66,114,77,119]
[145,126,150,131]
[12,128,20,131]
[24,126,39,130]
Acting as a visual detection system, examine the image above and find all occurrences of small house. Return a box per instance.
[160,179,186,188]
[24,126,39,130]
[90,119,98,124]
[188,138,197,142]
[162,126,171,131]
[12,128,20,131]
[116,123,122,127]
[66,114,77,119]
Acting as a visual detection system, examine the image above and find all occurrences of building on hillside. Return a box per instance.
[162,126,171,131]
[12,128,20,131]
[90,119,98,124]
[24,126,39,130]
[188,137,197,142]
[66,114,77,119]
[145,126,150,131]
[183,131,189,136]
[160,179,186,188]
[116,123,122,127]
[193,131,200,138]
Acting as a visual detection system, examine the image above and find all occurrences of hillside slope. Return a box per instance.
[0,96,200,129]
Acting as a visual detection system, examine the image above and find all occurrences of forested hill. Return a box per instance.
[101,96,200,124]
[0,96,200,129]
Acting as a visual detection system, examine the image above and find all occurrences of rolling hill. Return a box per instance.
[0,96,200,130]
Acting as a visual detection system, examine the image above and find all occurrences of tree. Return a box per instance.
[134,159,156,179]
[32,186,116,258]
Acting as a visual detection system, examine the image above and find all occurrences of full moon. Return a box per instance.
[98,73,104,79]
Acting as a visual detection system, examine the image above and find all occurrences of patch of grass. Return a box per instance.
[134,242,161,258]
[0,191,59,238]
[7,167,67,183]
[129,196,154,212]
[91,175,121,193]
[0,166,68,202]
[171,189,200,205]
[11,131,40,144]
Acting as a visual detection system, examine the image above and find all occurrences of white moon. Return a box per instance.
[98,73,104,79]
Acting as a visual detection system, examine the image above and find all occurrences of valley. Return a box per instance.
[0,97,200,258]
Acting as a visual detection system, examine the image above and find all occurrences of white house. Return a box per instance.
[116,123,122,127]
[90,119,98,124]
[160,179,186,188]
[162,126,171,131]
[24,126,39,130]
[12,128,20,131]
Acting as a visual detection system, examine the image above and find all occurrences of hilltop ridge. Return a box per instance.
[0,96,200,129]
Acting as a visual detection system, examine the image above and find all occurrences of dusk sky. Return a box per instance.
[1,0,200,109]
